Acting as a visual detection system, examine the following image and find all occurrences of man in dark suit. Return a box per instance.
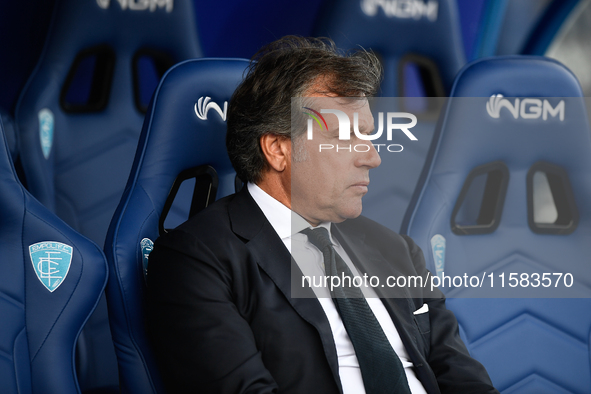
[147,36,498,393]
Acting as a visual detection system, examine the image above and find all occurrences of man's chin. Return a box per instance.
[336,204,364,222]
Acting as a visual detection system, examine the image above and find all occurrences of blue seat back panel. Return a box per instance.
[402,56,591,392]
[14,1,201,390]
[15,0,201,247]
[105,58,249,394]
[0,120,108,394]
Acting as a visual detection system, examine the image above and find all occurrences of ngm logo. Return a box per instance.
[486,94,565,121]
[361,0,438,21]
[303,108,417,153]
[96,0,173,12]
[195,97,228,121]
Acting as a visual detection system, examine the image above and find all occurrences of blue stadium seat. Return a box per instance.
[313,0,466,232]
[13,0,201,391]
[104,58,249,394]
[401,56,591,392]
[0,118,108,393]
[14,0,201,247]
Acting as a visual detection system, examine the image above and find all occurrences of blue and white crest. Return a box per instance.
[430,234,446,280]
[29,241,73,292]
[38,108,54,159]
[140,238,154,279]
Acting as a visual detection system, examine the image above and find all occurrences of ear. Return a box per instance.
[260,134,291,172]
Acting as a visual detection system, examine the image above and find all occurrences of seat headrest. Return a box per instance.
[314,0,465,94]
[450,55,583,97]
[40,0,200,57]
[403,55,591,249]
[15,0,201,246]
[17,0,200,122]
[433,56,588,174]
[129,58,249,208]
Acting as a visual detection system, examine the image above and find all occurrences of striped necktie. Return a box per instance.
[302,227,412,394]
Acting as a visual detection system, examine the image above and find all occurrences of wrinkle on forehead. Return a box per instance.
[305,75,367,101]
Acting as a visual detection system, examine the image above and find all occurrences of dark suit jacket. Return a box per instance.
[147,187,498,393]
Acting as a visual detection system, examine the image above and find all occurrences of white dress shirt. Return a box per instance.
[248,182,427,394]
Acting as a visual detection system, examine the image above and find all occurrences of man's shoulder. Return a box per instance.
[177,192,236,234]
[154,192,242,254]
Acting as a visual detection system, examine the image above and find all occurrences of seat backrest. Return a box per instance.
[14,1,201,390]
[312,0,466,232]
[14,0,201,247]
[0,118,108,393]
[104,58,249,394]
[401,56,591,392]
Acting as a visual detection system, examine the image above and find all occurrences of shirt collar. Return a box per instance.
[248,182,292,240]
[247,182,336,244]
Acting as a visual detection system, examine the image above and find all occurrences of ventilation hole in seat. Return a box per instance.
[527,162,578,234]
[60,45,115,112]
[532,171,558,223]
[398,54,445,114]
[159,165,218,235]
[162,178,196,231]
[402,62,427,97]
[133,49,174,113]
[451,161,509,235]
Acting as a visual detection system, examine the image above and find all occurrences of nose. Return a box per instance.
[355,142,381,169]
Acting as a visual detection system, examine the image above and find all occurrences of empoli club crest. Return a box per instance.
[430,234,446,280]
[29,241,73,292]
[140,238,154,280]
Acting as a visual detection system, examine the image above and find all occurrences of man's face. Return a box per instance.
[291,97,381,225]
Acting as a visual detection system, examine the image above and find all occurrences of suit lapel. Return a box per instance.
[228,188,342,390]
[227,189,437,392]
